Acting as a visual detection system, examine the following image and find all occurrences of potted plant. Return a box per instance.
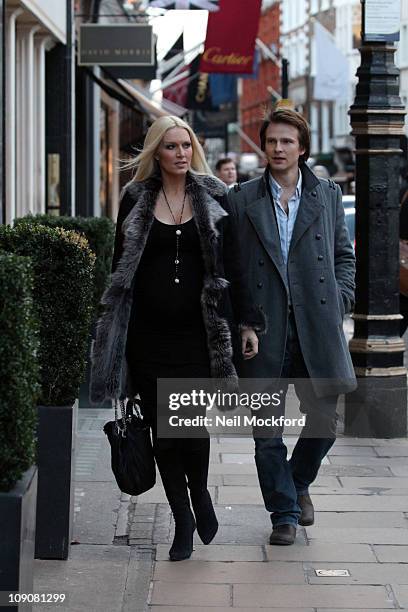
[0,254,40,608]
[0,225,95,560]
[15,214,115,408]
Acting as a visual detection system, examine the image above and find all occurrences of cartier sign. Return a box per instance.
[78,24,154,66]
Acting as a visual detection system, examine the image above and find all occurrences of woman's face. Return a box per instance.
[156,127,193,177]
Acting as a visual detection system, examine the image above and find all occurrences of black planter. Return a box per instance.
[35,401,77,560]
[0,466,38,612]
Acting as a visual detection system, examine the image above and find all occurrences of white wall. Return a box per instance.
[20,0,66,43]
[396,0,408,136]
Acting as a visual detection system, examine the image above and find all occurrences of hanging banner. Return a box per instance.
[148,0,219,10]
[313,22,349,102]
[186,55,215,110]
[200,0,262,74]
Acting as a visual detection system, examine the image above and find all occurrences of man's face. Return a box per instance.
[218,162,237,185]
[264,122,305,175]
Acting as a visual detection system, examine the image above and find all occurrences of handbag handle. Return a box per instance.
[114,398,143,437]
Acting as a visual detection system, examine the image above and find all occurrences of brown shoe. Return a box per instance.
[298,493,314,526]
[269,524,296,545]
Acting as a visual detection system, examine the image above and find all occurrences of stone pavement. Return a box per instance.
[33,403,408,612]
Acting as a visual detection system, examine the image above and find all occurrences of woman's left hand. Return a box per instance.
[241,328,258,360]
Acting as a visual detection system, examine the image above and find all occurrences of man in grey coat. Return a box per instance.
[227,108,356,545]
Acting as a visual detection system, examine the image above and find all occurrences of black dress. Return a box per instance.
[125,217,211,448]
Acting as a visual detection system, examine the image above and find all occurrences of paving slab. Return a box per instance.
[220,453,330,465]
[155,544,264,562]
[318,464,394,477]
[329,456,408,466]
[153,560,306,584]
[209,462,258,475]
[305,561,408,584]
[222,474,339,488]
[305,527,408,545]
[375,446,408,457]
[218,485,263,504]
[72,482,121,545]
[149,581,230,607]
[33,545,130,612]
[265,542,377,563]
[232,584,393,608]
[308,494,408,511]
[149,608,313,612]
[339,477,408,489]
[327,445,377,456]
[312,511,407,528]
[138,486,216,504]
[392,584,408,607]
[390,465,408,476]
[373,546,408,563]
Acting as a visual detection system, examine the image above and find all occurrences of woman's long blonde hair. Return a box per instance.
[127,116,212,182]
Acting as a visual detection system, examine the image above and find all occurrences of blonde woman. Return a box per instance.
[91,116,265,561]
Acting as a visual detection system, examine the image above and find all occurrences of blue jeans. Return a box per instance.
[254,311,338,527]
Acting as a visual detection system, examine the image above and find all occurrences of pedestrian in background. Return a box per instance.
[227,108,356,546]
[90,116,263,561]
[216,157,238,186]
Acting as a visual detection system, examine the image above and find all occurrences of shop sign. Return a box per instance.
[363,0,400,42]
[79,24,154,66]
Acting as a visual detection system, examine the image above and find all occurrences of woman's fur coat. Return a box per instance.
[90,172,265,405]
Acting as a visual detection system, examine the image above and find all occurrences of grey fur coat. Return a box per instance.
[90,172,266,405]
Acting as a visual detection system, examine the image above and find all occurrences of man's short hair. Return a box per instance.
[215,157,235,172]
[259,108,311,164]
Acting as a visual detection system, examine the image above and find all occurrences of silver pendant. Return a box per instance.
[175,259,179,264]
[176,229,181,236]
[175,278,180,284]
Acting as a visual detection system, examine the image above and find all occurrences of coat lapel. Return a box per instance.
[245,181,287,287]
[289,168,324,254]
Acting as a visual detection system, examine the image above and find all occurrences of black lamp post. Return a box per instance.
[344,0,407,437]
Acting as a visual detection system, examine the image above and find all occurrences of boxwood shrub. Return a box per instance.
[0,224,95,406]
[15,214,115,312]
[0,253,40,492]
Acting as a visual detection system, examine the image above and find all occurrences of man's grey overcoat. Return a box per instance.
[227,164,357,398]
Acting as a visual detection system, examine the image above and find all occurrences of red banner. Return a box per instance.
[200,0,262,74]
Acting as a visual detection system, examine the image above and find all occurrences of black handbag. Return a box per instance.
[103,399,156,496]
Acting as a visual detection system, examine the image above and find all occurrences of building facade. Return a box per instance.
[397,0,408,140]
[5,0,73,224]
[239,0,281,153]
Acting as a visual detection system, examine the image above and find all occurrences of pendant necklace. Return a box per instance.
[161,187,187,284]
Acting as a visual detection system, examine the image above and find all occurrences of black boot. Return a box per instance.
[168,508,196,561]
[155,447,196,561]
[182,442,218,545]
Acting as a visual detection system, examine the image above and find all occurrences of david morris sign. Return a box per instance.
[79,24,154,66]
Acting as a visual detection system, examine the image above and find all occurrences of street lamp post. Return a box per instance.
[344,0,407,436]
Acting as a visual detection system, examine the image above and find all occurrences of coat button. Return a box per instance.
[321,298,326,304]
[317,255,323,261]
[319,276,325,282]
[259,259,265,266]
[257,282,263,289]
[315,234,322,240]
[311,191,317,197]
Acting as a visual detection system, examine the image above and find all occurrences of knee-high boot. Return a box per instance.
[182,440,218,545]
[155,447,196,561]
